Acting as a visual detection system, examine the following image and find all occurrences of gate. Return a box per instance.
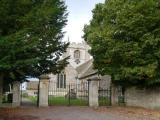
[98,87,111,106]
[118,86,125,105]
[48,81,89,106]
[21,81,39,107]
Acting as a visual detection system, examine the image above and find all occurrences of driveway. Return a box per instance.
[0,106,159,120]
[21,97,37,107]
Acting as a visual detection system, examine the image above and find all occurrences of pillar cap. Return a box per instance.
[39,74,49,80]
[87,77,100,81]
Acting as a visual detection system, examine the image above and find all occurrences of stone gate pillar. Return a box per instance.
[38,75,49,107]
[0,75,3,105]
[88,77,100,108]
[12,81,21,107]
[111,83,116,105]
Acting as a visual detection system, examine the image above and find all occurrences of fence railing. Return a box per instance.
[48,82,89,106]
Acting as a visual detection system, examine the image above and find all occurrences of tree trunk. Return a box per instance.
[0,73,3,105]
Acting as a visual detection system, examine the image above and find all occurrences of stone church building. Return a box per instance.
[48,42,92,95]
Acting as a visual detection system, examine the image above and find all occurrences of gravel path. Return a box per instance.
[0,106,159,120]
[21,97,37,107]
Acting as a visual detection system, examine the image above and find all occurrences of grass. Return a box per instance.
[26,96,38,105]
[48,96,88,106]
[25,96,111,106]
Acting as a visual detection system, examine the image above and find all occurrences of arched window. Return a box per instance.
[74,50,80,59]
[74,50,80,64]
[57,73,66,88]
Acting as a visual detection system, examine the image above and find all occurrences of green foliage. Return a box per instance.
[22,92,29,98]
[27,96,37,105]
[0,0,69,83]
[83,0,160,87]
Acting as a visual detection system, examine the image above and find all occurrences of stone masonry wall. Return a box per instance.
[100,75,111,89]
[125,87,160,109]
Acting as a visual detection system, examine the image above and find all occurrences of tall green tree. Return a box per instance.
[0,0,69,83]
[84,0,160,87]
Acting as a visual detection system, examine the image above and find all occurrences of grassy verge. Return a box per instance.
[48,96,88,106]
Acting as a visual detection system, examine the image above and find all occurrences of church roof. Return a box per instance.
[76,59,98,79]
[76,59,92,73]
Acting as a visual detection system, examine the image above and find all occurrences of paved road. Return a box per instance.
[0,107,138,120]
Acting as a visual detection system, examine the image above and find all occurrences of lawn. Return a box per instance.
[27,96,110,106]
[25,96,38,105]
[48,96,88,106]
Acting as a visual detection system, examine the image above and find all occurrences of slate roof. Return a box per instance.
[76,59,98,79]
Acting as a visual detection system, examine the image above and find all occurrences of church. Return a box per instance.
[27,42,111,97]
[48,42,92,93]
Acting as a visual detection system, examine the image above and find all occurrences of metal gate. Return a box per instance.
[48,81,89,106]
[118,86,125,105]
[98,87,111,106]
[21,82,39,107]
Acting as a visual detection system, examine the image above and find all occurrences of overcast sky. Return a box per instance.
[63,0,105,43]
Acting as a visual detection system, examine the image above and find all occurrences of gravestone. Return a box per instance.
[65,89,77,99]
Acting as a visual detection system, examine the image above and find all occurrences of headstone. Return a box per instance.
[65,88,77,99]
[12,81,21,107]
[38,75,49,107]
[88,77,100,108]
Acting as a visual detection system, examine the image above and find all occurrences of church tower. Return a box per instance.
[63,41,91,68]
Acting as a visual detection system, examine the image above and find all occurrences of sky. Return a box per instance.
[63,0,105,43]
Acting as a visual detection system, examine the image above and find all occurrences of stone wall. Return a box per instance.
[100,75,111,89]
[26,90,38,96]
[125,87,160,109]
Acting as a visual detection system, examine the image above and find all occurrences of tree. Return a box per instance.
[83,0,160,87]
[0,0,69,83]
